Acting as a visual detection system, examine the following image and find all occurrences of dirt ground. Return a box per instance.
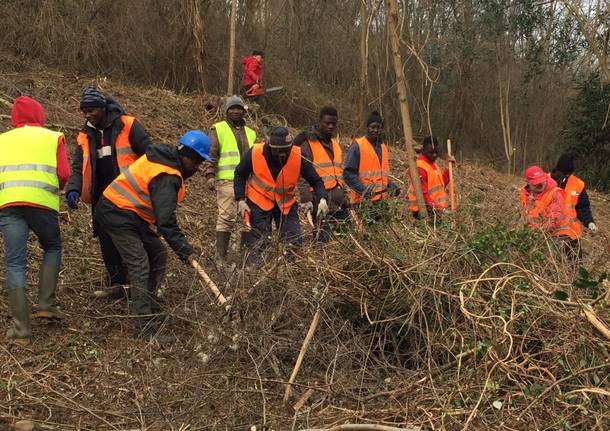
[1,54,609,430]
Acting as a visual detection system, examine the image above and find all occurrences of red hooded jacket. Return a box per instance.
[2,96,70,209]
[241,56,263,87]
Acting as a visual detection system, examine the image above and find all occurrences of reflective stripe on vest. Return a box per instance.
[309,138,343,190]
[0,125,61,211]
[406,158,448,212]
[103,153,185,224]
[520,186,575,239]
[77,115,138,204]
[215,121,256,180]
[563,174,585,238]
[246,144,301,214]
[350,137,389,204]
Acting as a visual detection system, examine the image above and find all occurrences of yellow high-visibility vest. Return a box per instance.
[0,125,62,211]
[214,120,255,180]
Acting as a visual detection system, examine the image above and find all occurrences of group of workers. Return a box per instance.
[0,83,598,345]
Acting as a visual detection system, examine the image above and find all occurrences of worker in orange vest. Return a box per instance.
[343,111,400,222]
[550,154,598,238]
[94,131,210,343]
[234,127,328,260]
[406,136,455,218]
[520,166,575,248]
[295,106,348,241]
[66,86,152,298]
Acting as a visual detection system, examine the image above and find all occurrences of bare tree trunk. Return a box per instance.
[358,0,369,129]
[189,0,206,92]
[387,0,427,216]
[227,0,238,95]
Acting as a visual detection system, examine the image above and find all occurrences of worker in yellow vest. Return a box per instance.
[406,136,454,219]
[66,86,152,298]
[295,106,348,241]
[550,154,598,238]
[204,95,256,264]
[94,131,210,343]
[0,96,71,344]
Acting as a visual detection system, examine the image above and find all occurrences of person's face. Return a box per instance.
[422,143,439,163]
[528,181,546,194]
[270,146,291,164]
[181,157,203,179]
[227,105,245,123]
[255,55,263,62]
[319,115,337,137]
[82,107,106,128]
[367,121,383,139]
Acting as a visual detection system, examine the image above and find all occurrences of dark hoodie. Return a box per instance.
[66,97,152,204]
[94,144,193,259]
[8,96,70,191]
[241,56,263,87]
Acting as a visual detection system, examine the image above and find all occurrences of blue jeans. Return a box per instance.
[0,206,62,290]
[246,201,302,255]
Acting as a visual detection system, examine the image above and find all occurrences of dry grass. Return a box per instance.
[0,52,609,430]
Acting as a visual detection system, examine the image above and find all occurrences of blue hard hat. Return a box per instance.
[179,130,212,161]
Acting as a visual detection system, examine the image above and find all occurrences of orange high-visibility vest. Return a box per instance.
[308,138,343,190]
[406,158,449,212]
[77,115,138,203]
[350,136,389,204]
[520,185,575,239]
[246,144,301,215]
[563,174,585,238]
[103,154,185,224]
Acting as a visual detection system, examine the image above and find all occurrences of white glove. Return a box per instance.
[237,200,250,218]
[302,201,314,214]
[316,198,329,219]
[588,222,598,234]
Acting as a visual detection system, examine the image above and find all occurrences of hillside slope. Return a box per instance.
[1,55,609,430]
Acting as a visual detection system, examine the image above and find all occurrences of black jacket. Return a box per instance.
[94,144,193,259]
[66,100,151,205]
[233,144,327,208]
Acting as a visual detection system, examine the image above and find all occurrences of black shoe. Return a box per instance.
[92,285,130,300]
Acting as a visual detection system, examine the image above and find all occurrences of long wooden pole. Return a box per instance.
[191,260,227,306]
[387,0,427,216]
[227,0,238,95]
[447,139,456,211]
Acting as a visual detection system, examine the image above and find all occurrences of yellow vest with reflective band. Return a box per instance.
[214,120,256,180]
[0,125,62,211]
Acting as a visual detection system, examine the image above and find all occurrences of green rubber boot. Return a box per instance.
[33,264,65,319]
[6,287,32,345]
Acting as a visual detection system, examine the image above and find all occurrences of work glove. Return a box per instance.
[66,191,80,209]
[301,201,314,214]
[388,182,401,197]
[588,222,598,234]
[316,198,329,219]
[206,177,216,191]
[446,155,457,164]
[237,200,250,218]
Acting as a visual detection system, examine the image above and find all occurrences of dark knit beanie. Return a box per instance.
[366,110,383,126]
[80,86,107,110]
[555,153,575,175]
[252,50,265,57]
[178,144,205,163]
[267,126,293,148]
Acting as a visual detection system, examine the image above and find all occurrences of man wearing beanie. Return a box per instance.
[550,154,598,239]
[66,86,152,298]
[343,111,400,222]
[0,96,71,344]
[94,131,211,343]
[233,126,328,260]
[295,106,349,241]
[204,95,256,265]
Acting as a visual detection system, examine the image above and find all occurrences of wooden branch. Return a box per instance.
[191,259,227,306]
[301,424,421,431]
[283,307,321,403]
[582,305,610,341]
[227,0,238,95]
[387,0,427,216]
